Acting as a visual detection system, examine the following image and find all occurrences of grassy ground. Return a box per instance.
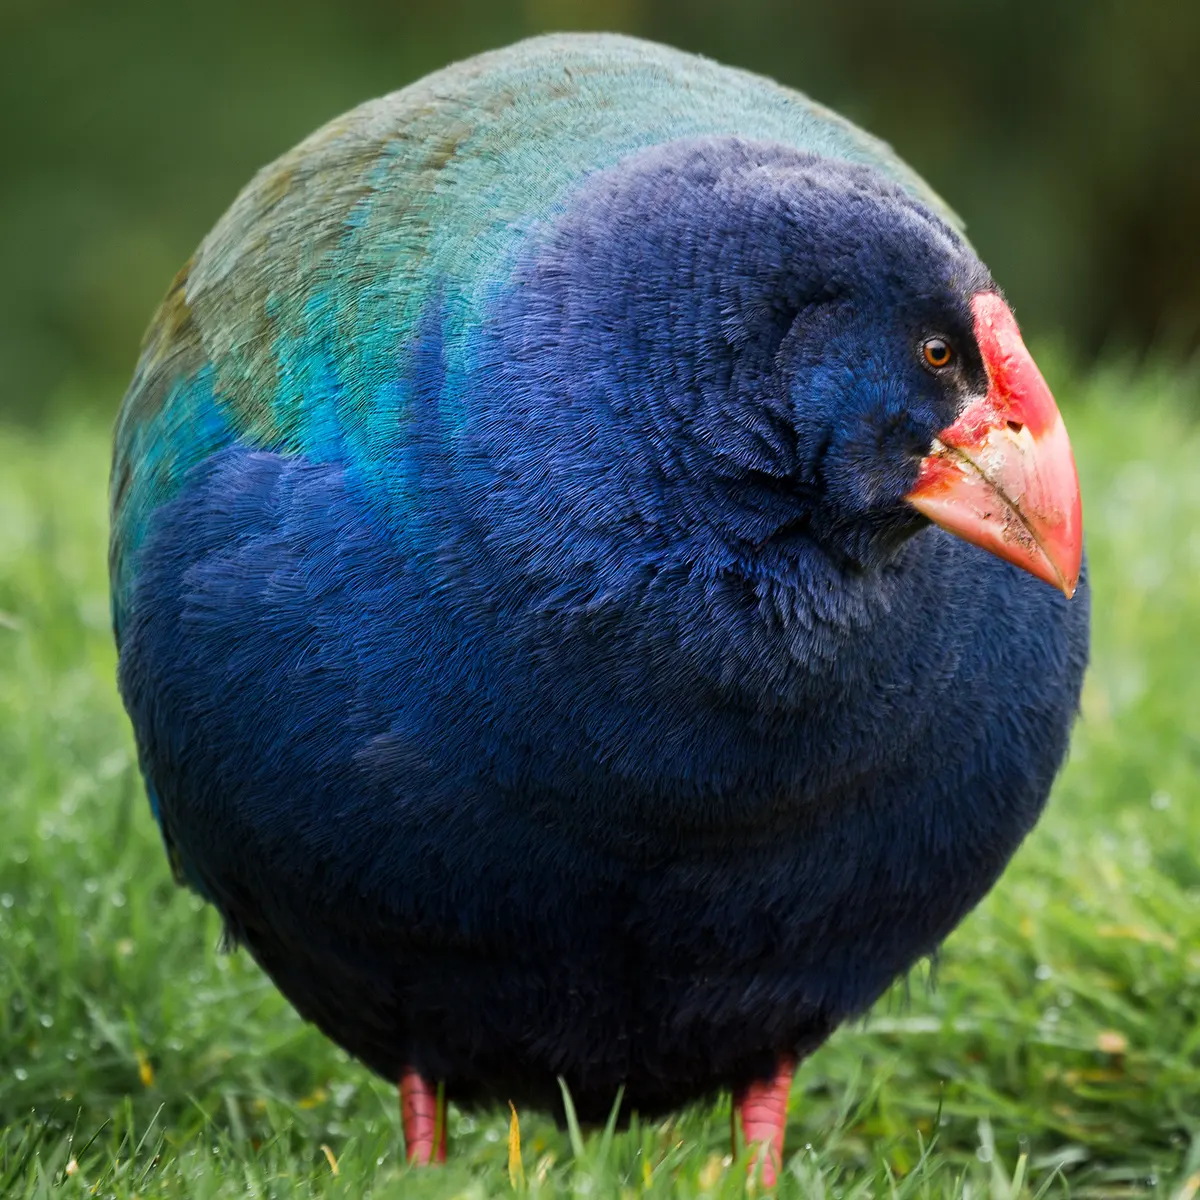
[1,358,1198,1198]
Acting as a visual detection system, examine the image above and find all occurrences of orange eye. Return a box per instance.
[922,337,954,369]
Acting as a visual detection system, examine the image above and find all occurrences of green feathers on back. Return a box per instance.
[110,33,962,622]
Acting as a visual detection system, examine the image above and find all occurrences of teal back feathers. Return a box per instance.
[110,33,961,625]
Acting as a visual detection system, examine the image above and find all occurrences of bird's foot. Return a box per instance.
[732,1059,794,1188]
[400,1067,447,1165]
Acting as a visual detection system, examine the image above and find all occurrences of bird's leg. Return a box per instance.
[732,1059,794,1187]
[400,1068,447,1165]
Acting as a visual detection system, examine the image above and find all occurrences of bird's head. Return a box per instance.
[483,136,1082,598]
[777,204,1083,598]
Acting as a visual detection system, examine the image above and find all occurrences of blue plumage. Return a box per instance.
[112,36,1088,1137]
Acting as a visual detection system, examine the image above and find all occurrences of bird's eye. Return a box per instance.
[922,337,954,370]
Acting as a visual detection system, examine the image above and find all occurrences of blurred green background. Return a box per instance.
[2,0,1199,422]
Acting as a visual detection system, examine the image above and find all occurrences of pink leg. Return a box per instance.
[732,1059,794,1187]
[400,1067,447,1165]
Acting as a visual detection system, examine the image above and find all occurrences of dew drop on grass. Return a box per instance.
[38,1013,52,1027]
[1035,964,1053,981]
[976,1144,993,1164]
[14,1067,27,1081]
[0,895,12,909]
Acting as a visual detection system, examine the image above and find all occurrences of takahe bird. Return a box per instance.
[110,34,1088,1183]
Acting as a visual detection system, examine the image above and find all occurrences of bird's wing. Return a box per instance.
[110,32,962,636]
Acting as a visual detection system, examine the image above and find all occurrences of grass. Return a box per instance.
[1,357,1199,1197]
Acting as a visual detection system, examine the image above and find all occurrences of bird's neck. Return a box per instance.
[440,458,948,714]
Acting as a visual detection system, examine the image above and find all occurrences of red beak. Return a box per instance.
[905,292,1083,598]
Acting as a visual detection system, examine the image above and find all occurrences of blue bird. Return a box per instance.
[110,34,1088,1182]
